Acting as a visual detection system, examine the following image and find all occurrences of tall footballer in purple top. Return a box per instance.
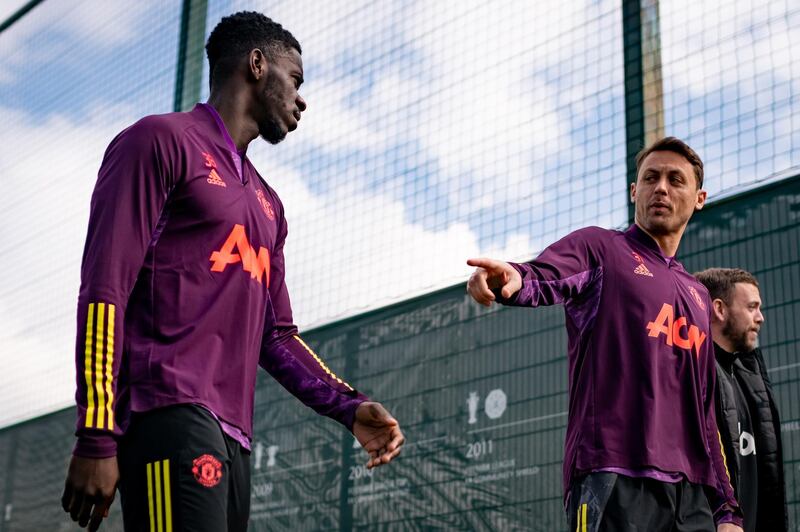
[468,138,744,531]
[62,12,404,532]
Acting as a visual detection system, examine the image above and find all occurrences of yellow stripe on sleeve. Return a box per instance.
[93,303,106,429]
[718,430,731,482]
[293,335,354,391]
[163,459,172,532]
[575,504,580,532]
[147,462,155,532]
[154,460,163,532]
[84,303,96,428]
[104,304,115,430]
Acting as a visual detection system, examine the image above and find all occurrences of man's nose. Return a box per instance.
[297,95,307,112]
[654,175,669,194]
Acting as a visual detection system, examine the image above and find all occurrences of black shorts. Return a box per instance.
[566,472,715,532]
[117,404,251,532]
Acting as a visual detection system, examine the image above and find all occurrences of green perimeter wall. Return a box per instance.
[1,176,798,531]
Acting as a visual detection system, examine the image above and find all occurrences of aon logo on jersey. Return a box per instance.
[646,303,707,357]
[210,224,271,285]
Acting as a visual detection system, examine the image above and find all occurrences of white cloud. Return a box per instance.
[0,2,148,84]
[247,148,530,329]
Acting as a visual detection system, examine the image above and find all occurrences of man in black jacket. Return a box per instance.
[695,267,788,532]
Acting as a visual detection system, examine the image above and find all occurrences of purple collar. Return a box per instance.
[626,224,681,265]
[196,103,245,182]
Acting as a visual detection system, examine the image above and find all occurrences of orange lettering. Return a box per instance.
[646,303,673,346]
[209,224,245,271]
[243,246,271,286]
[671,316,691,349]
[688,325,707,357]
[210,224,271,285]
[646,303,708,357]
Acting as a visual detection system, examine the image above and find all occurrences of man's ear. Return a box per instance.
[711,298,727,323]
[249,48,269,81]
[694,189,707,212]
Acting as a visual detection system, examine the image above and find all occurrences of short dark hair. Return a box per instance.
[635,136,704,189]
[205,12,301,88]
[694,268,759,304]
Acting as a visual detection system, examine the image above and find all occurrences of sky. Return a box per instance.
[0,0,798,427]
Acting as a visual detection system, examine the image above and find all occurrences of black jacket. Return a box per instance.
[714,343,788,531]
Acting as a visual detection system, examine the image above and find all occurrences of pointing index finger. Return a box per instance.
[466,257,495,269]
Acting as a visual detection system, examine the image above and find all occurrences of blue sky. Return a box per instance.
[0,0,799,426]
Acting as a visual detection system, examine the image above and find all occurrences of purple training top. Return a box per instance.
[72,104,367,458]
[499,225,742,527]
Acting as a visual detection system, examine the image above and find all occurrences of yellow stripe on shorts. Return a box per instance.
[147,459,172,532]
[582,503,587,532]
[147,462,155,532]
[163,459,172,532]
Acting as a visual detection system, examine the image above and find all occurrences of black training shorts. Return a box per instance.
[117,404,251,532]
[566,472,715,532]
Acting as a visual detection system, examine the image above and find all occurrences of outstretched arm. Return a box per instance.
[467,227,607,309]
[466,258,522,306]
[259,334,405,467]
[259,209,403,466]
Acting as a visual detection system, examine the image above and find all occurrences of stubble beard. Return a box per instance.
[258,71,288,145]
[722,318,756,353]
[259,119,286,145]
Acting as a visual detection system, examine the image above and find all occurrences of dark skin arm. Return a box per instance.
[353,402,405,468]
[61,455,118,531]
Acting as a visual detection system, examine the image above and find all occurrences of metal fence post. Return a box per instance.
[174,0,208,112]
[622,0,664,223]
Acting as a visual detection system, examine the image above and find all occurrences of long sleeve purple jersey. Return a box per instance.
[73,104,367,459]
[500,225,742,526]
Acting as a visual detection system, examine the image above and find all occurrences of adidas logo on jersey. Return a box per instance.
[207,168,226,187]
[631,252,653,277]
[634,263,653,277]
[202,151,227,187]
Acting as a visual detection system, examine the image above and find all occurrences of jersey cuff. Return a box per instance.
[73,432,117,458]
[713,506,743,527]
[492,262,529,305]
[340,394,369,432]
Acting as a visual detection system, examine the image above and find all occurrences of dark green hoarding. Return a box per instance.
[1,176,799,531]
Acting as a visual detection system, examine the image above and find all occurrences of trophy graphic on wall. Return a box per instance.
[467,391,480,424]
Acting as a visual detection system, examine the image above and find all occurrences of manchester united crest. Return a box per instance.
[689,286,707,311]
[255,189,275,220]
[192,454,223,488]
